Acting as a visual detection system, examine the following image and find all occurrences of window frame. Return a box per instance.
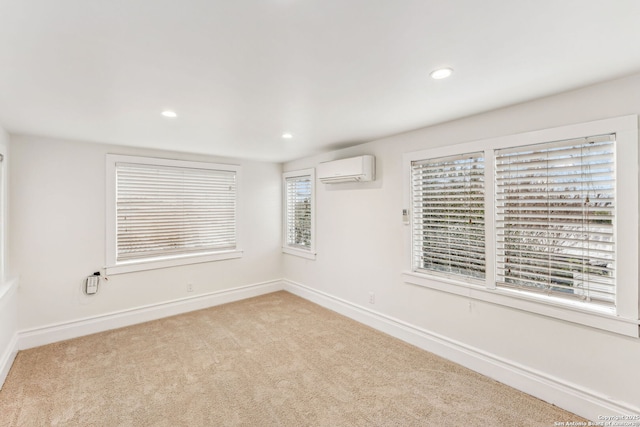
[106,154,243,275]
[403,115,639,337]
[282,168,316,260]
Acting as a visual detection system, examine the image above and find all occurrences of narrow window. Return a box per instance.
[411,152,485,279]
[283,169,315,259]
[495,135,615,306]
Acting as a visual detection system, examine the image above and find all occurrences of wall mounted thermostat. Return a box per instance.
[85,274,99,295]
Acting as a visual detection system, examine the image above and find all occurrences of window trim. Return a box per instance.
[0,144,6,283]
[106,154,243,275]
[403,115,639,337]
[282,168,316,260]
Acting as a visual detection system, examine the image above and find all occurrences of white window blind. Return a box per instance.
[411,152,485,279]
[495,135,615,305]
[285,175,312,249]
[116,162,237,262]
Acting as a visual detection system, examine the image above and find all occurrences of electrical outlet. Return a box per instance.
[187,283,194,293]
[368,292,375,304]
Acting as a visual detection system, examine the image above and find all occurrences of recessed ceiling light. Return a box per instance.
[161,110,177,118]
[282,133,293,139]
[430,67,453,80]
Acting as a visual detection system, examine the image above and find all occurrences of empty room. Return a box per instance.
[0,0,639,425]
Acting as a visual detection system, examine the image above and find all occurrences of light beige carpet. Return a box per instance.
[0,291,585,426]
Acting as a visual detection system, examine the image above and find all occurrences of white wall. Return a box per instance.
[284,73,640,414]
[9,135,282,331]
[0,125,18,387]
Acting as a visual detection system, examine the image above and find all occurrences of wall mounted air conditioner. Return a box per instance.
[317,155,375,184]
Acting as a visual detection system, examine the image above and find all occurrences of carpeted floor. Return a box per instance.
[0,291,585,426]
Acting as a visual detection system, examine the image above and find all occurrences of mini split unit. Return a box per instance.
[317,155,375,184]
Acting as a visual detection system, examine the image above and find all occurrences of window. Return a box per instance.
[403,116,639,337]
[411,153,485,280]
[106,155,242,274]
[495,135,615,305]
[282,169,315,259]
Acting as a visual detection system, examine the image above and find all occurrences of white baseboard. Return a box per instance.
[18,279,285,350]
[283,279,639,421]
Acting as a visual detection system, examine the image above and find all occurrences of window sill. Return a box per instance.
[106,250,243,275]
[403,271,639,338]
[282,246,316,260]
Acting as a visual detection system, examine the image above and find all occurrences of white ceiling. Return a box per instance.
[1,0,640,162]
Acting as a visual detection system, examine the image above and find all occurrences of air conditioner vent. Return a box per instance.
[317,155,375,184]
